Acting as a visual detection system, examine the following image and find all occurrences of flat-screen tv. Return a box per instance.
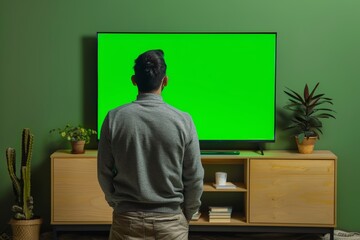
[97,32,277,150]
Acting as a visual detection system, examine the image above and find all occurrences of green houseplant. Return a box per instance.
[6,128,42,240]
[50,124,97,154]
[284,82,335,153]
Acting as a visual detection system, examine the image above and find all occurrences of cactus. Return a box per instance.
[6,128,34,220]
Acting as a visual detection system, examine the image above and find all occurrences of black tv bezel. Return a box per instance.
[97,32,277,150]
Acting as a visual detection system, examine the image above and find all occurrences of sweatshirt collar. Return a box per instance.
[136,93,164,102]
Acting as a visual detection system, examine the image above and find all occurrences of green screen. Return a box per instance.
[98,33,276,142]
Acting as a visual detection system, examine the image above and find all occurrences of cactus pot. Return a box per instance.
[71,140,86,154]
[295,136,317,154]
[9,218,42,240]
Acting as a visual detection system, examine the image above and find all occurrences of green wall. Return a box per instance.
[1,0,359,233]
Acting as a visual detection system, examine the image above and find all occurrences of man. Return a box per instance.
[98,49,204,240]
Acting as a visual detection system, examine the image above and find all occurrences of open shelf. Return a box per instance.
[203,182,247,192]
[190,212,246,226]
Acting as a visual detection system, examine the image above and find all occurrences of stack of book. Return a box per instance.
[208,206,232,223]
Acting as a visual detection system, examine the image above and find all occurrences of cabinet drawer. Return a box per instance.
[249,159,335,225]
[52,157,112,224]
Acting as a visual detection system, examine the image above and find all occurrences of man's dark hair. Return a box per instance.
[133,49,167,92]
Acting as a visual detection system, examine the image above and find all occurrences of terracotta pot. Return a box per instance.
[71,140,86,154]
[9,218,42,240]
[295,136,317,154]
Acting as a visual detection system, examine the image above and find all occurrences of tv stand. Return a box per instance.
[257,143,264,155]
[201,150,240,155]
[51,150,336,240]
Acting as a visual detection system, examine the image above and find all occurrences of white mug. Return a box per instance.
[215,172,227,185]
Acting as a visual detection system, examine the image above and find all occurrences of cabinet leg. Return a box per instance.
[52,228,58,240]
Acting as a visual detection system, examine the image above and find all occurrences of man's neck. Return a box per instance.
[139,89,162,95]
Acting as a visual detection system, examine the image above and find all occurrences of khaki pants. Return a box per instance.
[109,211,189,240]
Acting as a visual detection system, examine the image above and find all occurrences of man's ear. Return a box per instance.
[131,75,137,86]
[162,76,168,87]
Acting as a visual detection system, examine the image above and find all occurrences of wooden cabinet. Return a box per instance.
[51,150,112,224]
[249,159,335,225]
[51,150,336,229]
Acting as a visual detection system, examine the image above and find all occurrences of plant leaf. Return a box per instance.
[304,84,309,102]
[284,88,305,105]
[313,108,335,112]
[308,82,320,100]
[315,113,336,119]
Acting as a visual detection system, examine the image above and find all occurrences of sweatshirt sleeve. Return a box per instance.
[97,114,116,207]
[182,119,204,220]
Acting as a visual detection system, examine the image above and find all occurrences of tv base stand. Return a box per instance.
[201,150,240,155]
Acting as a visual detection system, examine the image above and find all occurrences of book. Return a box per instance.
[191,211,201,221]
[208,212,231,217]
[209,214,231,219]
[209,206,232,213]
[212,182,236,189]
[209,218,231,223]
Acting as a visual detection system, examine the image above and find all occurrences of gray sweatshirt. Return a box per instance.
[97,93,204,220]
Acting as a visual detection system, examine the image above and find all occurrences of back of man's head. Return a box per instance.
[133,49,167,92]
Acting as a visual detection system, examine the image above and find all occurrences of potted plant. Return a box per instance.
[6,128,42,240]
[50,124,97,154]
[283,82,335,153]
